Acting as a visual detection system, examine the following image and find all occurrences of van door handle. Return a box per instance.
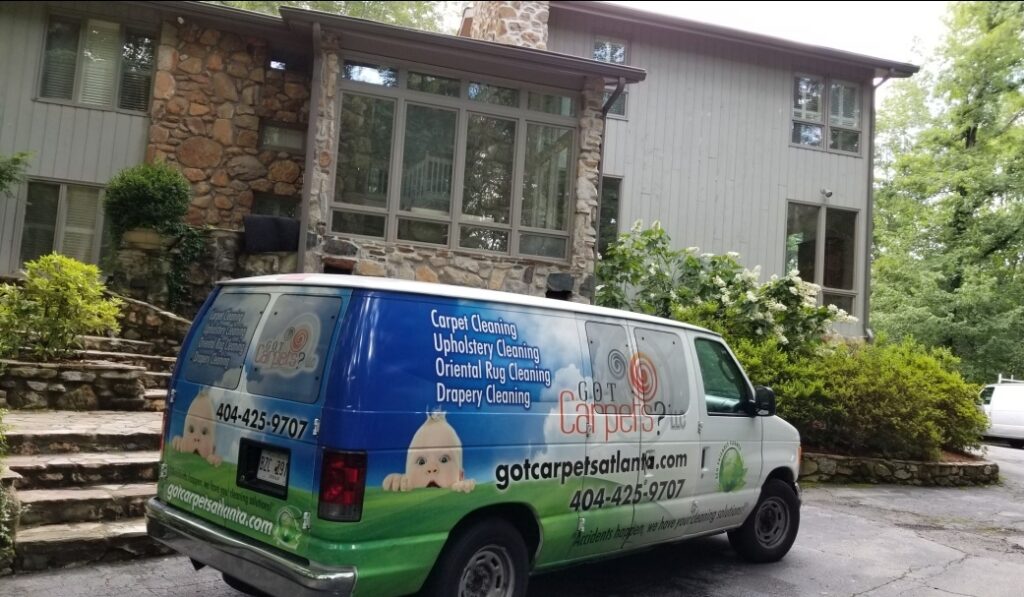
[701,447,708,470]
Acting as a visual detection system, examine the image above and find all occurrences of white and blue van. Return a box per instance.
[146,274,802,597]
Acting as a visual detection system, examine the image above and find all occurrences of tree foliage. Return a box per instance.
[873,1,1024,383]
[0,152,30,198]
[213,1,456,32]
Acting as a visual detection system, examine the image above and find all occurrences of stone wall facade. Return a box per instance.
[302,34,342,273]
[800,452,999,487]
[0,361,146,411]
[116,295,194,357]
[470,1,550,49]
[149,20,309,228]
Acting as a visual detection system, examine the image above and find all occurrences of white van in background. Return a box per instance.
[981,379,1024,448]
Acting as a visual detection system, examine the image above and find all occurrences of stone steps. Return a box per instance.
[79,335,157,356]
[75,350,179,374]
[17,483,156,528]
[144,388,168,411]
[5,451,161,490]
[4,411,162,455]
[15,519,173,571]
[141,370,172,390]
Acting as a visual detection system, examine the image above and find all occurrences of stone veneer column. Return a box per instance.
[470,1,550,50]
[568,76,607,302]
[303,33,342,273]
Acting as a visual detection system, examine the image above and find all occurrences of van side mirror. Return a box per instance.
[753,386,776,417]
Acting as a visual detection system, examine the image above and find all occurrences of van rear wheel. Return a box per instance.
[422,518,528,597]
[728,479,800,563]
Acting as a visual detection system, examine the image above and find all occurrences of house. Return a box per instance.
[461,1,918,335]
[0,0,645,311]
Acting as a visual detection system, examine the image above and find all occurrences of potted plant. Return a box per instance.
[104,162,191,250]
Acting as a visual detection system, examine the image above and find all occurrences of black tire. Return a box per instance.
[728,479,800,563]
[222,573,272,597]
[1009,440,1024,449]
[421,518,529,597]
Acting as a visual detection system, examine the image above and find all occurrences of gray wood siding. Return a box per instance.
[0,2,154,274]
[549,12,873,331]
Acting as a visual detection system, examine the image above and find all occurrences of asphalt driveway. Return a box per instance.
[5,444,1024,597]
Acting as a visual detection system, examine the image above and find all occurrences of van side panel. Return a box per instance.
[314,290,591,596]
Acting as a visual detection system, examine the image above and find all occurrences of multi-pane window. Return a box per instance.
[20,181,105,266]
[785,203,858,314]
[39,17,155,112]
[334,59,578,260]
[791,75,861,155]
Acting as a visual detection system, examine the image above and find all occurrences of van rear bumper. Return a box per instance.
[146,498,356,597]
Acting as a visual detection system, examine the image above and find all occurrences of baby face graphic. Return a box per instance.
[383,412,474,493]
[171,391,222,466]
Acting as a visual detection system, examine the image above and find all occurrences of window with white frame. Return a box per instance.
[791,75,862,154]
[39,16,155,112]
[785,203,857,314]
[333,59,578,260]
[20,181,106,267]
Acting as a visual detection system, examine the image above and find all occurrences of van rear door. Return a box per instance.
[159,285,348,557]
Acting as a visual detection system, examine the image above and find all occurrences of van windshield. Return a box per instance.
[181,287,346,403]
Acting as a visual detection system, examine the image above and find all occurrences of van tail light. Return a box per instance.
[319,450,367,522]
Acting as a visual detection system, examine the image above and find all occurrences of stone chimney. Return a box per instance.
[468,1,550,50]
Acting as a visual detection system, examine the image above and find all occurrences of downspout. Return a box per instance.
[864,71,892,340]
[297,22,324,272]
[594,76,626,267]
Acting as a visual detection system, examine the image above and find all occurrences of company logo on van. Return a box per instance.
[253,313,321,376]
[716,442,748,493]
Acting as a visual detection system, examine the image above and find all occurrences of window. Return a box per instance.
[182,292,269,390]
[980,387,994,406]
[634,328,689,415]
[260,123,306,153]
[785,203,858,313]
[694,338,750,415]
[252,193,298,218]
[791,75,861,154]
[20,181,105,266]
[335,58,578,260]
[602,90,627,118]
[593,38,627,64]
[598,177,621,257]
[39,17,155,112]
[594,38,628,118]
[585,321,631,405]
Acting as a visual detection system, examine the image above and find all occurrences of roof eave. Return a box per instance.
[553,1,919,78]
[278,6,646,84]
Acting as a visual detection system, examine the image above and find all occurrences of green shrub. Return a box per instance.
[750,339,987,461]
[0,254,122,360]
[596,221,851,354]
[103,162,191,242]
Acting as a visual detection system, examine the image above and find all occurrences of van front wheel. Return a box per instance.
[422,518,528,597]
[728,479,800,563]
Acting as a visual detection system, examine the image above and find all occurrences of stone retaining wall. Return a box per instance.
[800,452,999,486]
[0,361,146,411]
[117,295,193,357]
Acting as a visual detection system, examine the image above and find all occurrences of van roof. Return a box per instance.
[222,274,718,336]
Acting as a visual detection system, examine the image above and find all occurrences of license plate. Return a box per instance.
[256,449,289,486]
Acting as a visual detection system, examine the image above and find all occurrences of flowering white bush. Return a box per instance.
[596,221,854,352]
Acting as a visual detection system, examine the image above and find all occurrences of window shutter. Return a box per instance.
[78,20,121,107]
[829,83,860,129]
[118,31,154,112]
[40,19,81,100]
[61,186,102,263]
